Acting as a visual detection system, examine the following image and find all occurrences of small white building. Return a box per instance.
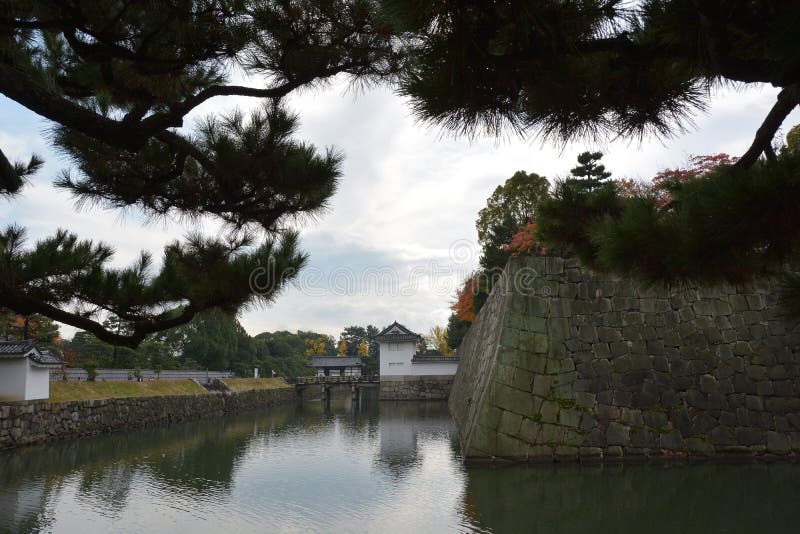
[376,322,458,377]
[0,341,62,402]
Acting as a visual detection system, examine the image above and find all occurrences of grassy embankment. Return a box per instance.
[221,378,291,392]
[49,380,208,402]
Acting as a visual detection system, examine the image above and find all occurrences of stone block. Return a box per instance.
[730,295,749,312]
[612,390,633,408]
[773,380,794,396]
[766,431,791,454]
[735,427,765,446]
[519,418,541,443]
[592,359,612,377]
[686,437,714,454]
[557,408,582,428]
[594,343,611,358]
[540,400,560,424]
[541,423,565,444]
[496,433,529,458]
[575,391,596,409]
[512,368,535,392]
[532,333,549,354]
[620,408,644,427]
[643,410,669,429]
[606,422,630,446]
[746,365,768,381]
[692,301,715,316]
[546,257,565,274]
[525,316,548,334]
[756,381,774,396]
[579,447,604,459]
[699,374,719,394]
[499,411,523,436]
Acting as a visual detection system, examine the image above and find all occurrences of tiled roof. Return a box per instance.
[307,356,363,367]
[412,354,460,363]
[31,349,63,366]
[0,340,62,366]
[0,340,35,355]
[373,321,421,342]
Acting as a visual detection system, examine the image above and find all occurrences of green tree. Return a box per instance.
[1,308,61,347]
[65,331,114,367]
[445,314,471,350]
[0,1,399,346]
[180,310,243,371]
[395,1,800,294]
[476,170,550,271]
[338,325,379,373]
[254,330,334,377]
[787,125,800,153]
[569,151,612,192]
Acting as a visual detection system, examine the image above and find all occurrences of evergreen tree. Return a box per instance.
[569,151,611,192]
[445,314,471,350]
[0,1,400,346]
[393,1,800,292]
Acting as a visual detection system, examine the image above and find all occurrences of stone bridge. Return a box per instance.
[293,375,379,403]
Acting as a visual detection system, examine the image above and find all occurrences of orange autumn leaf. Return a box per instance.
[505,221,547,257]
[451,274,479,323]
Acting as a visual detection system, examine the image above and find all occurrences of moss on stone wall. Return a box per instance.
[450,256,800,462]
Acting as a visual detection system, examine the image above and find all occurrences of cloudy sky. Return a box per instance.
[1,77,799,340]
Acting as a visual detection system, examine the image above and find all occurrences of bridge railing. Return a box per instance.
[294,375,378,385]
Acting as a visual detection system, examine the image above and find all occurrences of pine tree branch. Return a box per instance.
[0,147,23,195]
[0,284,196,347]
[735,85,800,170]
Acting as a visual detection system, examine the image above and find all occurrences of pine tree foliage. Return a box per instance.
[0,1,401,346]
[539,150,800,286]
[569,151,612,192]
[395,0,800,142]
[393,0,800,298]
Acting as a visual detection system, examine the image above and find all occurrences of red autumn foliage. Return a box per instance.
[618,153,738,208]
[506,221,547,257]
[451,274,479,323]
[652,153,738,186]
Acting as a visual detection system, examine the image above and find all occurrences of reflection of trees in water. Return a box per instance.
[0,398,462,531]
[461,462,800,534]
[375,401,459,478]
[0,404,302,530]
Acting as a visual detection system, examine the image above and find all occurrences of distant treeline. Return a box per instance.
[58,312,380,377]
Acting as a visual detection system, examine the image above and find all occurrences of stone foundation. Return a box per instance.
[0,387,295,449]
[380,376,454,400]
[450,256,800,462]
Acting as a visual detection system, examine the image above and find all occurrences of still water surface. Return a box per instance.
[1,392,800,533]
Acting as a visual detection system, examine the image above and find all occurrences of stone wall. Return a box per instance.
[380,375,454,400]
[449,256,800,462]
[0,387,295,449]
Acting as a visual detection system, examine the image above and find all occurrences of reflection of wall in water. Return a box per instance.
[377,402,458,475]
[462,463,800,534]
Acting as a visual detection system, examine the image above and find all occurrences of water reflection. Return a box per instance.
[462,462,800,533]
[1,396,799,533]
